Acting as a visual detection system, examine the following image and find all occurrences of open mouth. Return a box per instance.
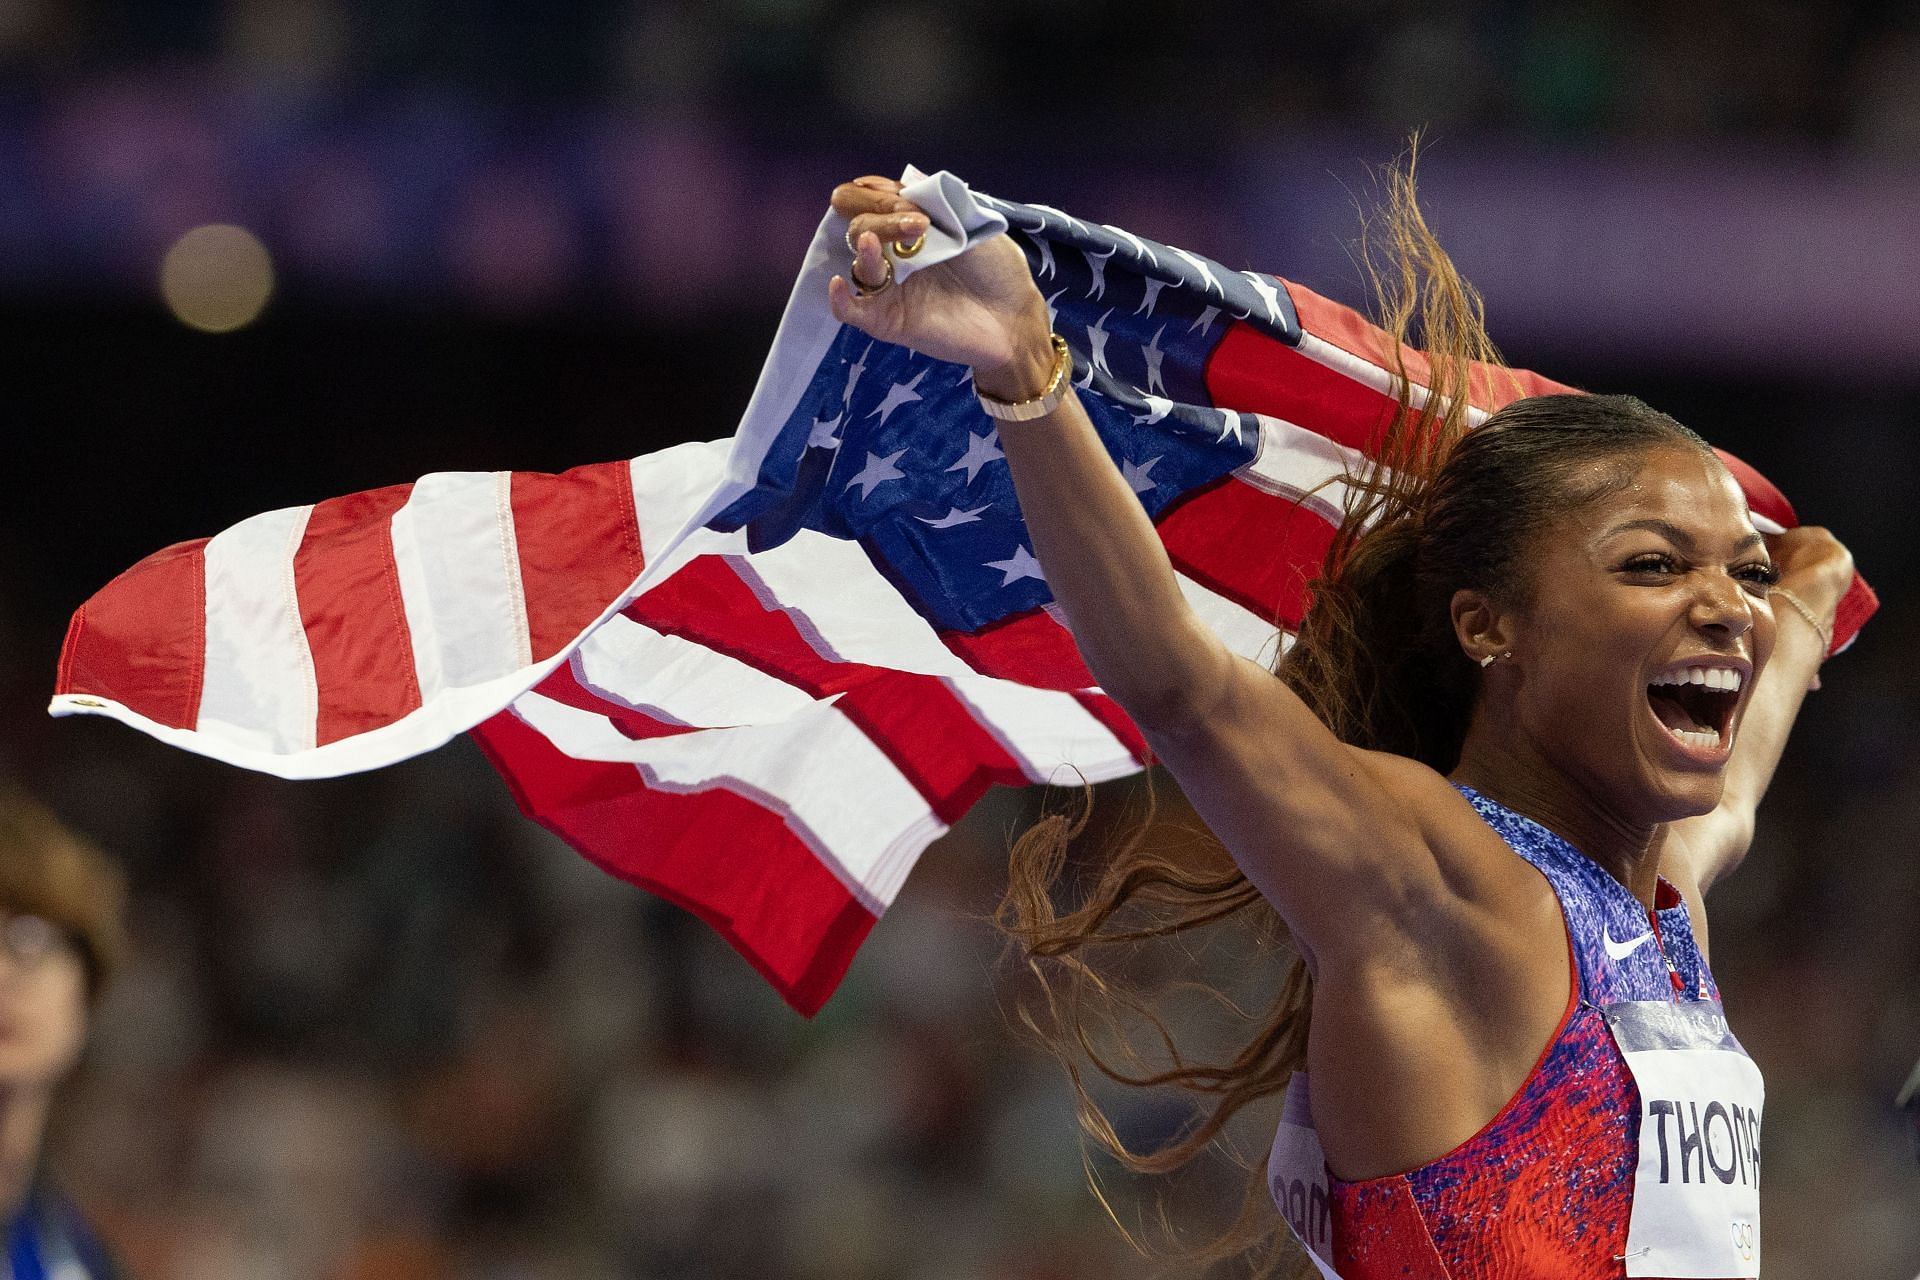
[1646,668,1741,753]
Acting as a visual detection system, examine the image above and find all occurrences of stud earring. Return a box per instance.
[1478,650,1513,669]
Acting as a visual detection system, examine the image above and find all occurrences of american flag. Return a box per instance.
[50,170,1878,1015]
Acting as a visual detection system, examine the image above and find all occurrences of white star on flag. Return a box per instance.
[985,545,1046,587]
[1044,287,1068,329]
[1102,223,1160,271]
[1188,304,1221,334]
[845,448,908,499]
[1172,246,1225,297]
[945,430,1004,484]
[1215,410,1248,446]
[807,411,845,451]
[1240,271,1284,325]
[1088,309,1116,378]
[843,342,872,404]
[1084,244,1117,301]
[1136,277,1168,316]
[916,503,991,528]
[1131,394,1174,425]
[870,368,927,427]
[1034,236,1057,280]
[1120,455,1163,494]
[1142,325,1168,395]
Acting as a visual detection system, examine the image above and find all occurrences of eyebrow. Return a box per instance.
[1602,518,1766,555]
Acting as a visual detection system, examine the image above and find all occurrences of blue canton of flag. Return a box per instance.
[710,194,1304,634]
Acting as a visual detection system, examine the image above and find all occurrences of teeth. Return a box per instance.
[1670,726,1724,751]
[1650,666,1743,692]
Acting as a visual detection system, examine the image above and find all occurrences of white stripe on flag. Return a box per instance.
[729,533,979,678]
[630,439,735,563]
[730,536,1135,782]
[510,690,941,910]
[199,504,318,752]
[1237,414,1371,523]
[390,471,533,700]
[1292,331,1491,429]
[1174,570,1287,667]
[571,613,816,726]
[945,676,1137,785]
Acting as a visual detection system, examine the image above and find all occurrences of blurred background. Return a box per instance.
[3,0,1918,1276]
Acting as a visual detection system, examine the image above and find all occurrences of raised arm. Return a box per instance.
[1665,525,1854,893]
[827,178,1446,957]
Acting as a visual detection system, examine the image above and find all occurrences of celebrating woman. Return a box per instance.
[827,169,1853,1278]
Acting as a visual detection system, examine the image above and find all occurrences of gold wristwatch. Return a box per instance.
[975,334,1073,422]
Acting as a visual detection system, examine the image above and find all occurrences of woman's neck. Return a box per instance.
[0,1085,51,1215]
[1451,726,1664,904]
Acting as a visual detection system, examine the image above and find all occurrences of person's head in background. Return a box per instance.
[0,785,127,1214]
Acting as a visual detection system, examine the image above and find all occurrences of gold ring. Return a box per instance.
[851,254,894,297]
[891,232,926,258]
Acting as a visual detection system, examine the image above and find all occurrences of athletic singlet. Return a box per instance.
[1269,786,1763,1280]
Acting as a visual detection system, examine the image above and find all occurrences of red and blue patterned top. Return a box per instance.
[1327,786,1738,1279]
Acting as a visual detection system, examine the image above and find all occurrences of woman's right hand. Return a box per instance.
[828,177,1058,402]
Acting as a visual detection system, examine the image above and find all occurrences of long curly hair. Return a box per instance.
[995,152,1709,1276]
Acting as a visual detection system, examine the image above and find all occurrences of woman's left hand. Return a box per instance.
[1765,525,1852,684]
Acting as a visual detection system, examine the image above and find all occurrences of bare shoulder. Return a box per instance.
[1142,655,1536,965]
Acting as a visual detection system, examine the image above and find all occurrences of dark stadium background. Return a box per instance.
[1,3,1917,1276]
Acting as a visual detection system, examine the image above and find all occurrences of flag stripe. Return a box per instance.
[295,484,422,746]
[510,689,940,909]
[1158,476,1338,631]
[1207,322,1400,455]
[1173,571,1287,666]
[199,505,318,752]
[630,555,1027,822]
[472,706,874,1018]
[511,461,647,662]
[940,608,1095,691]
[389,471,533,700]
[1281,279,1577,414]
[731,535,980,678]
[56,537,210,730]
[575,610,816,727]
[529,655,701,742]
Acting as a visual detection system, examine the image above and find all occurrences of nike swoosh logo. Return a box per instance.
[1604,926,1655,961]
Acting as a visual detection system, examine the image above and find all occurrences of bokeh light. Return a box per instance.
[159,223,275,333]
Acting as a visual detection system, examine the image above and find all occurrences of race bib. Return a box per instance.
[1265,1074,1342,1280]
[1608,1000,1764,1278]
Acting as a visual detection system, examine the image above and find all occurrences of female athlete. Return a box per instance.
[826,169,1854,1279]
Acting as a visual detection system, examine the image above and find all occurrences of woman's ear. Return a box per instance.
[1450,587,1515,668]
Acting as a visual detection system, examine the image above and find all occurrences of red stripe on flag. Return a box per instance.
[1713,448,1798,532]
[512,461,646,662]
[628,557,1029,824]
[530,656,702,742]
[57,538,210,730]
[472,708,873,1017]
[294,484,423,746]
[1073,691,1150,764]
[940,608,1095,691]
[941,610,1150,765]
[1281,280,1577,413]
[1206,320,1398,455]
[1157,477,1334,631]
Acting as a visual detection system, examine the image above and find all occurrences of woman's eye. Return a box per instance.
[1735,562,1782,589]
[1622,554,1677,575]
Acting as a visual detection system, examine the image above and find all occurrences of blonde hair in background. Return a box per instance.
[0,784,129,1003]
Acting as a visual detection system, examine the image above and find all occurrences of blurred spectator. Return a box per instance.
[0,785,129,1279]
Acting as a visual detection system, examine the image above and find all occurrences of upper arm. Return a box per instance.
[1137,650,1461,962]
[1661,807,1754,898]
